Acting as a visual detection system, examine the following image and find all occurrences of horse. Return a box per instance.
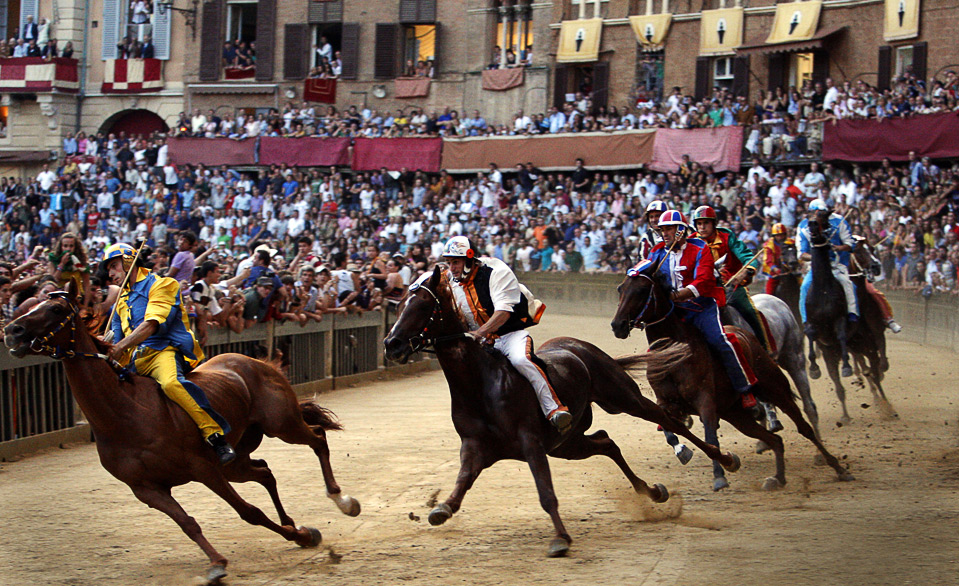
[804,218,893,423]
[2,283,361,584]
[610,264,854,492]
[771,241,802,324]
[383,266,741,557]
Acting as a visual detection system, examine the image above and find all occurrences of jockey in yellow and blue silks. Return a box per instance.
[102,243,235,465]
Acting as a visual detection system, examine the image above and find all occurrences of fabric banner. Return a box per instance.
[884,0,919,41]
[394,77,431,98]
[102,58,164,93]
[304,78,337,103]
[352,137,442,172]
[766,0,822,44]
[628,14,672,49]
[224,67,256,80]
[0,57,78,92]
[823,112,959,162]
[167,138,256,166]
[649,126,743,173]
[481,67,524,91]
[259,137,350,167]
[441,131,655,173]
[700,8,744,55]
[556,18,602,63]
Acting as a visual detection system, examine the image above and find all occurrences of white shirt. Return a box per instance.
[447,257,522,330]
[36,170,57,192]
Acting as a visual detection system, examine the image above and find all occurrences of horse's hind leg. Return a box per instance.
[223,457,295,527]
[806,335,821,379]
[551,430,668,502]
[699,405,730,492]
[722,410,787,490]
[129,483,230,582]
[521,437,572,558]
[429,439,487,526]
[866,351,898,420]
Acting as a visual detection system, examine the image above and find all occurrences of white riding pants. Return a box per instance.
[493,330,564,417]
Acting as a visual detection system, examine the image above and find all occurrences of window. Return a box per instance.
[896,46,913,78]
[312,24,342,69]
[403,24,435,76]
[713,56,733,91]
[101,0,170,60]
[635,49,664,104]
[569,0,609,19]
[227,1,257,44]
[0,106,8,138]
[492,1,534,68]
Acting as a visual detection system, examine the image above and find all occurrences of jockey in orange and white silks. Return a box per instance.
[441,235,572,432]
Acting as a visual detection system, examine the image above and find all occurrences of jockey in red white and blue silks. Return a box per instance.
[640,210,759,408]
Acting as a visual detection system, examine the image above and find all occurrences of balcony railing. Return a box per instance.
[101,58,164,94]
[0,57,79,93]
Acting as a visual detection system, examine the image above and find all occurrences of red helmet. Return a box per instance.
[691,205,718,223]
[658,210,690,228]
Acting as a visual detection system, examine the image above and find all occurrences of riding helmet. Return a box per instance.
[442,236,476,259]
[658,210,690,229]
[771,223,788,235]
[691,205,718,224]
[100,242,137,272]
[646,200,668,216]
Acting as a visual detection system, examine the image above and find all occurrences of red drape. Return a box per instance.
[167,138,256,166]
[481,68,524,91]
[304,78,337,103]
[352,138,442,172]
[259,137,350,166]
[822,112,959,162]
[649,126,743,173]
[394,77,431,98]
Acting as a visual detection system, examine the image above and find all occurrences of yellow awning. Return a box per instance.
[766,0,822,44]
[556,18,603,63]
[884,0,919,41]
[700,7,744,55]
[628,14,672,49]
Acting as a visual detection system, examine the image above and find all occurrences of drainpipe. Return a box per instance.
[75,0,90,134]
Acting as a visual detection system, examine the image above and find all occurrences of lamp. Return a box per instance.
[157,0,199,40]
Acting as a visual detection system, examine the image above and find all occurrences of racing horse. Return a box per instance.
[771,240,802,324]
[3,283,361,584]
[805,218,893,423]
[383,266,741,558]
[610,263,854,491]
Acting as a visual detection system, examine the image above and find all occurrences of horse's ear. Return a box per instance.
[429,264,442,288]
[64,279,78,303]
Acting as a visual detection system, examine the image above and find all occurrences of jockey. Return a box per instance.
[762,223,794,295]
[852,236,902,334]
[639,200,668,260]
[692,205,776,355]
[441,235,572,432]
[797,199,858,326]
[102,243,235,465]
[645,211,760,410]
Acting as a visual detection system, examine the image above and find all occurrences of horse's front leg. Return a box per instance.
[428,439,487,526]
[836,319,853,377]
[662,429,693,465]
[520,432,571,558]
[806,334,821,379]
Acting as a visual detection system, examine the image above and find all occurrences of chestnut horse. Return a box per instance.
[610,264,855,491]
[3,285,360,584]
[383,266,741,557]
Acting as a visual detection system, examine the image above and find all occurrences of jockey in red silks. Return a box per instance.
[644,210,760,410]
[762,223,793,295]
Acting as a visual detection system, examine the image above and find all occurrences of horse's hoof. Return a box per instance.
[756,440,771,454]
[813,453,827,466]
[839,470,856,482]
[768,419,784,433]
[652,483,670,503]
[547,537,570,558]
[206,564,228,585]
[675,445,693,465]
[809,363,821,379]
[723,452,741,473]
[329,492,362,517]
[840,415,852,425]
[841,365,853,378]
[713,477,729,492]
[762,477,784,491]
[428,503,453,526]
[296,526,323,548]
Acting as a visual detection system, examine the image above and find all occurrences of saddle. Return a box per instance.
[720,304,778,356]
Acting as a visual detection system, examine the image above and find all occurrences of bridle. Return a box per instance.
[400,282,469,355]
[27,293,129,376]
[629,273,675,331]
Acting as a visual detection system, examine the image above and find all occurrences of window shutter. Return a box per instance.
[374,23,399,79]
[694,56,710,100]
[553,65,569,108]
[308,0,342,24]
[731,55,750,98]
[199,0,223,81]
[430,22,440,77]
[100,0,120,60]
[592,61,609,113]
[877,45,892,91]
[912,41,927,82]
[400,0,435,24]
[152,1,171,60]
[284,23,309,80]
[340,23,360,79]
[0,0,8,40]
[255,0,277,81]
[766,53,786,93]
[812,49,829,86]
[19,0,38,34]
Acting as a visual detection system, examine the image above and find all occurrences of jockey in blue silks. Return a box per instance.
[797,199,858,325]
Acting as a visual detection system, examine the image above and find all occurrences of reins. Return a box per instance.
[630,274,675,331]
[402,282,470,355]
[30,294,130,378]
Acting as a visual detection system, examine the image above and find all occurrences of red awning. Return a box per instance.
[736,25,847,56]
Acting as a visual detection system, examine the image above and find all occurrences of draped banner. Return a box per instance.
[304,78,337,103]
[441,131,656,173]
[352,137,442,172]
[394,77,431,98]
[167,138,256,166]
[224,67,256,80]
[823,112,959,162]
[649,126,743,173]
[0,57,78,93]
[102,58,164,93]
[259,137,350,167]
[628,14,672,49]
[700,8,744,55]
[556,18,602,63]
[884,0,919,41]
[482,67,525,91]
[766,0,822,44]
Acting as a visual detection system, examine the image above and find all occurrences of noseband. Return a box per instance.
[629,274,674,331]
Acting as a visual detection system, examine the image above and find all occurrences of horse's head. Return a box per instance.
[806,210,831,246]
[852,236,882,277]
[780,240,800,273]
[611,260,672,339]
[384,265,456,364]
[4,281,80,359]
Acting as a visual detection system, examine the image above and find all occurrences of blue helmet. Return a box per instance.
[646,200,668,216]
[100,243,136,272]
[808,199,828,212]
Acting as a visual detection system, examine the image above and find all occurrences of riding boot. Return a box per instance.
[886,319,902,334]
[803,322,816,338]
[206,433,236,465]
[549,409,572,433]
[761,402,783,432]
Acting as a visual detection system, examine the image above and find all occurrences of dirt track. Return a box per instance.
[1,314,958,586]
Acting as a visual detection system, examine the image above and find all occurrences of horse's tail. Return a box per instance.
[616,340,691,385]
[299,401,343,432]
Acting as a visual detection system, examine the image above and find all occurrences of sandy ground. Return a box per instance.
[2,314,958,586]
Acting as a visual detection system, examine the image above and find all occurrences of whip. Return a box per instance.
[104,240,148,340]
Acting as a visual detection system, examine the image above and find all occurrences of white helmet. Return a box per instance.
[442,236,475,259]
[809,199,828,211]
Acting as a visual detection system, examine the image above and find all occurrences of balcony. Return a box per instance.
[101,59,165,94]
[0,58,79,93]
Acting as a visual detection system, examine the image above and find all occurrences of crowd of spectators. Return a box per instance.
[0,15,71,60]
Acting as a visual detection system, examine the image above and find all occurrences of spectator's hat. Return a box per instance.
[256,276,274,287]
[254,243,279,257]
[316,264,331,274]
[346,263,361,272]
[391,253,406,262]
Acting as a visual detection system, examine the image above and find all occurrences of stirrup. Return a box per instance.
[206,433,236,465]
[549,410,572,433]
[887,320,902,334]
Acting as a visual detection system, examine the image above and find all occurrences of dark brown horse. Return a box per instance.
[3,284,360,584]
[383,266,740,557]
[772,240,802,324]
[610,264,854,491]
